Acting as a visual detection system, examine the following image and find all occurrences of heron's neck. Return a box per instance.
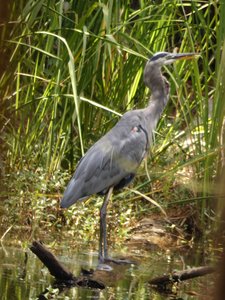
[143,97,166,136]
[143,65,170,134]
[145,64,168,105]
[146,69,169,108]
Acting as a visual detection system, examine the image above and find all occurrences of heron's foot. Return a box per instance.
[98,255,135,265]
[106,257,135,265]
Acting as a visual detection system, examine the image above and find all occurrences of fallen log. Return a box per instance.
[30,241,215,293]
[30,240,105,289]
[30,241,74,281]
[149,265,215,287]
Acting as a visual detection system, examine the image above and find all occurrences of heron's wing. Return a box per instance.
[61,112,149,208]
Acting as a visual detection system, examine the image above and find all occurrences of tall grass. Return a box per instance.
[0,0,223,219]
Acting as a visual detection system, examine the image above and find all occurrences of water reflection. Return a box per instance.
[0,241,214,300]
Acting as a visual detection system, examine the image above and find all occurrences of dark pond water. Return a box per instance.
[0,238,215,300]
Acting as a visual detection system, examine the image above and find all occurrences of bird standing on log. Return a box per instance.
[61,51,197,262]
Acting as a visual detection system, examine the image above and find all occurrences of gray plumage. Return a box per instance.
[61,110,150,207]
[61,52,196,209]
[60,51,196,260]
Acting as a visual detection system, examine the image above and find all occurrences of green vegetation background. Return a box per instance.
[0,0,225,243]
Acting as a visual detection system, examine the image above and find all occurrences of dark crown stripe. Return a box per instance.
[150,52,168,62]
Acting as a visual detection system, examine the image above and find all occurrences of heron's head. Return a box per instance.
[149,51,198,66]
[144,51,198,90]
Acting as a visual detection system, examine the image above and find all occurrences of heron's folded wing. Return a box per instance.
[61,116,148,207]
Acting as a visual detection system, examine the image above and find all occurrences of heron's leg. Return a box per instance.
[99,186,114,260]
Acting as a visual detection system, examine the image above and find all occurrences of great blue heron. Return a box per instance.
[61,51,197,261]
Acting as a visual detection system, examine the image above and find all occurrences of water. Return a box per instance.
[0,239,215,300]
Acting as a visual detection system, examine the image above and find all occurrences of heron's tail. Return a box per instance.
[60,178,87,208]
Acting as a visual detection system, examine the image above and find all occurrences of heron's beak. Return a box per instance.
[170,52,199,61]
[164,52,200,65]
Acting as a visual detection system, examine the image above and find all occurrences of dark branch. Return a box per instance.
[30,240,74,281]
[30,240,105,289]
[30,241,215,293]
[149,266,215,286]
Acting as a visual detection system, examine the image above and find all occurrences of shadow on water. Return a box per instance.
[0,237,216,300]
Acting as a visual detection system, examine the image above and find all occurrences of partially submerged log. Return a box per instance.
[149,266,215,287]
[30,241,74,281]
[30,240,215,293]
[30,241,105,289]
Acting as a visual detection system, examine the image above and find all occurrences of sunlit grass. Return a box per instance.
[0,0,223,233]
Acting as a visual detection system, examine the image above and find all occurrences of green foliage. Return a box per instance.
[0,0,224,231]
